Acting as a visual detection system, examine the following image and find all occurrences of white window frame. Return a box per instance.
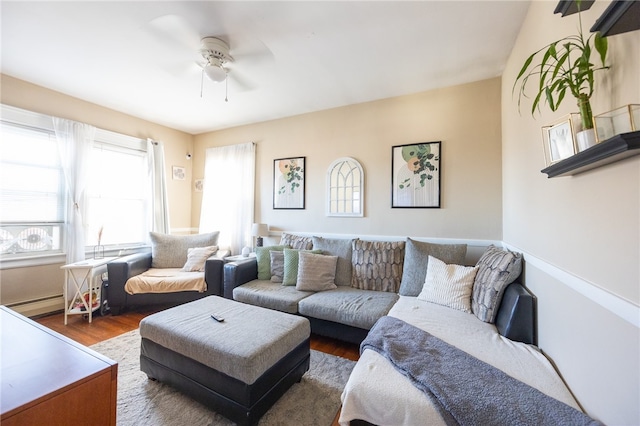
[0,105,150,268]
[326,157,364,217]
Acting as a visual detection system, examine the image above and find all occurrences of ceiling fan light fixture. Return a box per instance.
[204,64,226,82]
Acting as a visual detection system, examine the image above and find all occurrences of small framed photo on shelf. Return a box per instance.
[273,157,305,209]
[391,141,441,208]
[172,166,186,181]
[542,115,578,166]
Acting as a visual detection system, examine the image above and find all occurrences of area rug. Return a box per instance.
[91,329,356,426]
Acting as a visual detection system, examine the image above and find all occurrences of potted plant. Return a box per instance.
[513,0,609,151]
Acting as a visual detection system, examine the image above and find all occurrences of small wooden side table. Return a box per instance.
[61,257,115,325]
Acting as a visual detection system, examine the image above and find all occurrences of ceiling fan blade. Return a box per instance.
[228,33,275,65]
[144,14,201,52]
[227,68,256,92]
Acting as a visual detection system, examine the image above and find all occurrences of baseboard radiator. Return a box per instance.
[6,294,65,318]
[7,264,108,318]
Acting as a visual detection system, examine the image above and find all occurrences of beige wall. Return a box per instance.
[0,75,194,313]
[193,78,503,241]
[502,2,640,424]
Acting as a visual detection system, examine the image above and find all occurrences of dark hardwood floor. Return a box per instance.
[35,305,361,361]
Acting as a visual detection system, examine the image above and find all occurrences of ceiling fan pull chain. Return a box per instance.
[200,68,204,98]
[225,73,229,102]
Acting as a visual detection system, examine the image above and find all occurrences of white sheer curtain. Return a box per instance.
[200,142,255,254]
[53,118,96,265]
[147,139,170,234]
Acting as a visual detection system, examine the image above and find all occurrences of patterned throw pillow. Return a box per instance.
[311,236,355,286]
[282,248,323,286]
[398,238,467,296]
[150,231,220,268]
[296,251,338,291]
[472,245,523,323]
[181,246,218,272]
[270,251,285,283]
[351,240,405,292]
[418,256,478,313]
[255,245,288,280]
[279,233,313,250]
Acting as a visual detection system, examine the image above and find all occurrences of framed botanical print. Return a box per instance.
[391,142,441,208]
[274,156,305,209]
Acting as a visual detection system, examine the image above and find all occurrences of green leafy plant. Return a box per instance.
[513,1,609,130]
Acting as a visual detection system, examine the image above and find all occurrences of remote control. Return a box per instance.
[211,314,224,322]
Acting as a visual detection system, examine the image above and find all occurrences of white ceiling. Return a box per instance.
[1,1,530,135]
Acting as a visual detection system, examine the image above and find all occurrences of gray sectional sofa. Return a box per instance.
[223,234,533,345]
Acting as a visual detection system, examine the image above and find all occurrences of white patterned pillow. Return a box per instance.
[279,233,313,250]
[418,256,478,313]
[472,245,523,323]
[181,246,218,272]
[296,251,338,291]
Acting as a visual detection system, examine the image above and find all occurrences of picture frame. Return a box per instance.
[273,157,305,209]
[542,115,577,166]
[194,179,204,192]
[391,141,441,208]
[172,166,186,181]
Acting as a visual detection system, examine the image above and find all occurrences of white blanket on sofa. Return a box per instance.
[124,268,206,295]
[339,296,582,426]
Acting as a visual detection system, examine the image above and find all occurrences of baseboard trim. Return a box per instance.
[504,243,639,328]
[7,295,65,318]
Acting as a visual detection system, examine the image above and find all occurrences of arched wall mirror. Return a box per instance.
[327,157,364,217]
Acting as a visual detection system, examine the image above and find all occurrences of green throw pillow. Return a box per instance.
[282,248,323,286]
[255,245,288,280]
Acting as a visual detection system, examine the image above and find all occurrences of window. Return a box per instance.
[1,111,65,257]
[86,131,149,247]
[0,105,150,262]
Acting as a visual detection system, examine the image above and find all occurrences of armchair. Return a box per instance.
[106,232,226,315]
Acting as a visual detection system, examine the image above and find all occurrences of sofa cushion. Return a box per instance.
[417,256,478,313]
[398,238,467,297]
[351,239,405,292]
[279,233,313,250]
[150,232,220,268]
[472,245,523,323]
[296,251,338,291]
[298,287,399,330]
[232,280,313,314]
[270,251,285,283]
[255,245,288,280]
[311,236,355,286]
[181,245,218,272]
[282,248,323,286]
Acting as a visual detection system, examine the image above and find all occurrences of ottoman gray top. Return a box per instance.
[139,296,310,384]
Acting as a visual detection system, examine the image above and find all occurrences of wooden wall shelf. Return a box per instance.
[541,131,640,177]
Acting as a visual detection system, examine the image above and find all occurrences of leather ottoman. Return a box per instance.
[139,296,310,426]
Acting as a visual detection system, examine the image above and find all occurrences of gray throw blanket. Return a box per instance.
[361,316,602,426]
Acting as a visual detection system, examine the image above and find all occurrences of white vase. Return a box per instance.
[241,246,251,257]
[576,128,597,152]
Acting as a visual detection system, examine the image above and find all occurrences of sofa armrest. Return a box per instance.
[495,282,537,346]
[223,260,258,299]
[204,257,224,296]
[106,252,152,311]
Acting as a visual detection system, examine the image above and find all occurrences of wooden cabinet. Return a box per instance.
[1,306,117,425]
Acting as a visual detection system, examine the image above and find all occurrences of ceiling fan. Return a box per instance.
[142,14,273,100]
[198,36,233,100]
[199,36,233,83]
